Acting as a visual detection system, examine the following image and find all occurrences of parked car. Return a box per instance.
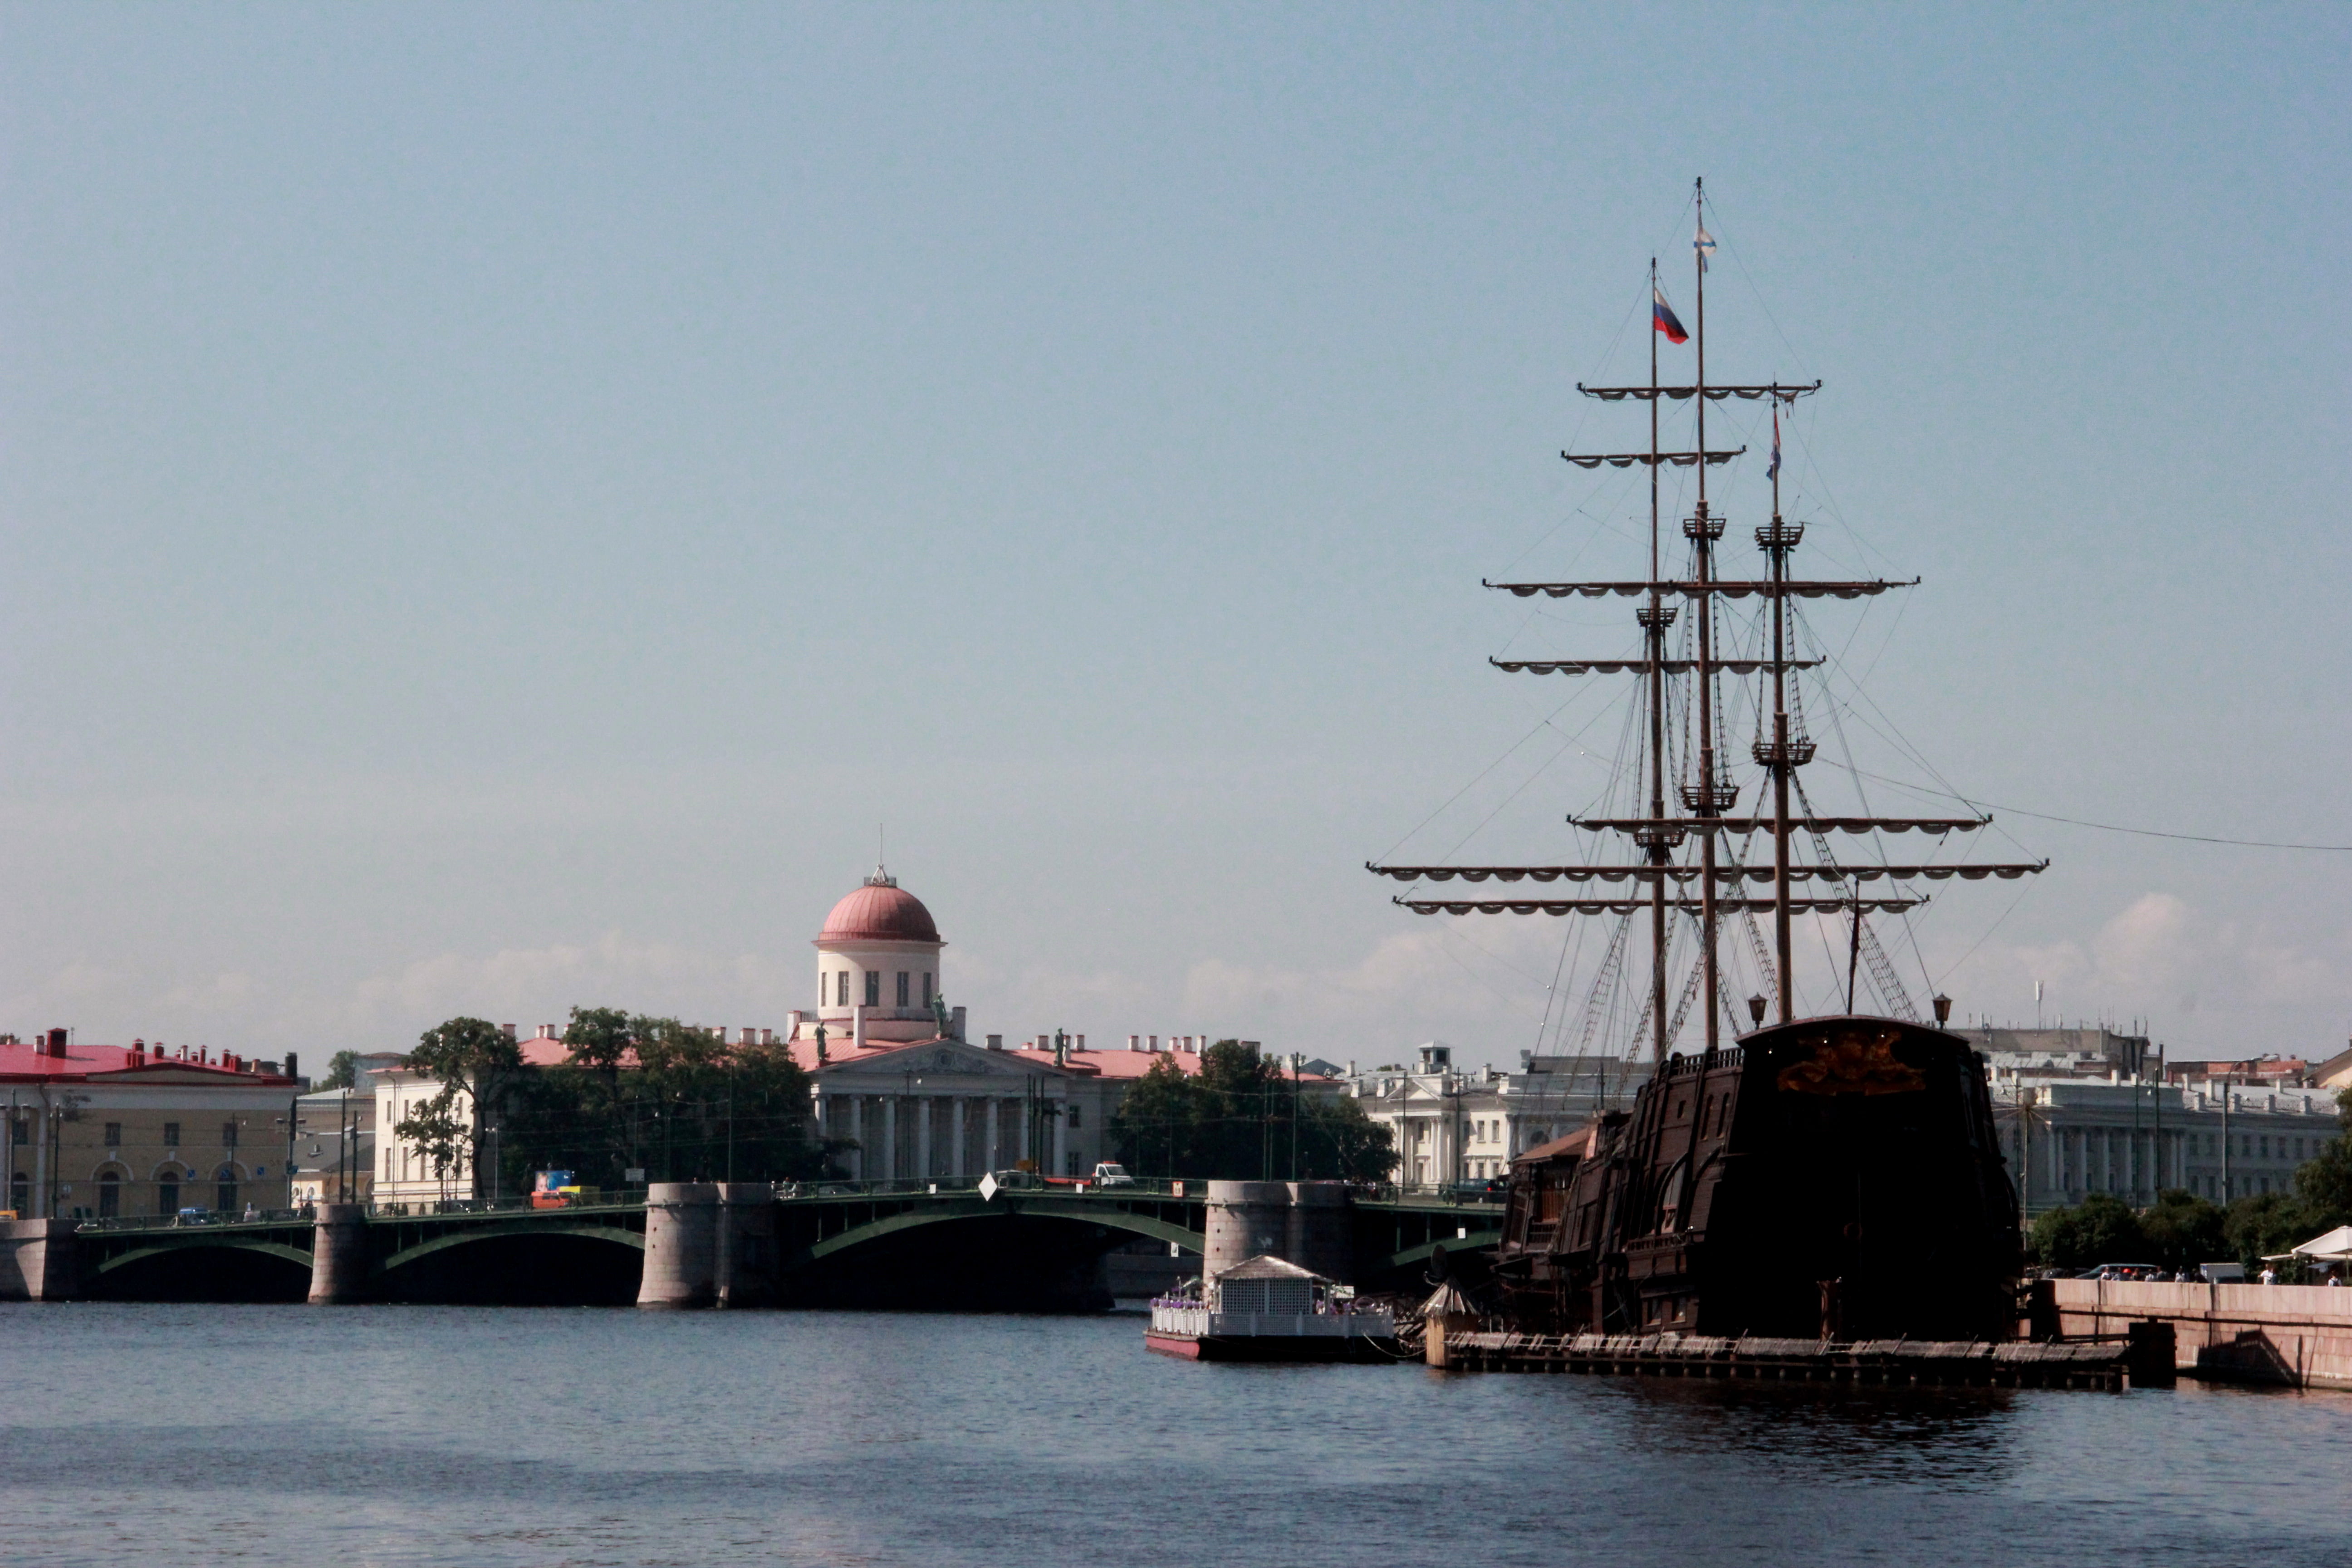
[2198,1261,2247,1284]
[1449,1178,1510,1200]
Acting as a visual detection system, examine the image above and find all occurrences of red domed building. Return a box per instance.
[790,869,954,1051]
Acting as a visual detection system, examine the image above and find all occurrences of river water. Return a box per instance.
[2,1304,2346,1567]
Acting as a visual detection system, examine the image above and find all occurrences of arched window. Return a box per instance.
[98,1170,121,1218]
[157,1170,179,1215]
[216,1165,238,1214]
[1656,1157,1690,1233]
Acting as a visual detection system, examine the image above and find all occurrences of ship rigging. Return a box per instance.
[1369,180,2045,1062]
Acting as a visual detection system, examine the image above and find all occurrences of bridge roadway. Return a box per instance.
[14,1179,1504,1307]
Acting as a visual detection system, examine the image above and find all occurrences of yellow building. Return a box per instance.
[0,1029,305,1220]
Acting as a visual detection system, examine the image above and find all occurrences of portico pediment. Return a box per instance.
[816,1041,1034,1080]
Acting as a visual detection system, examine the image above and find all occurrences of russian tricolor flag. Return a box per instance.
[1652,286,1689,345]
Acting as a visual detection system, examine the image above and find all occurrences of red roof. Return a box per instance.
[0,1036,298,1085]
[816,880,941,945]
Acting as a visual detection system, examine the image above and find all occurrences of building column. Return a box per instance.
[1015,1097,1031,1168]
[950,1096,966,1178]
[916,1098,933,1180]
[848,1096,865,1181]
[1050,1099,1066,1177]
[882,1098,897,1183]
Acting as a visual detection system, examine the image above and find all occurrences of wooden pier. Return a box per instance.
[1437,1328,2148,1390]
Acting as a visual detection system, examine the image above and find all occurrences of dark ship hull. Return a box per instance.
[1496,1015,2020,1342]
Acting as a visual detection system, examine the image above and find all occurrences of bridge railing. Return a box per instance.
[771,1175,1202,1201]
[77,1208,316,1234]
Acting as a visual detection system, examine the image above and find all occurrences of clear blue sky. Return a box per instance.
[2,5,2345,1067]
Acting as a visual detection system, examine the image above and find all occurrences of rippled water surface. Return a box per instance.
[3,1304,2347,1567]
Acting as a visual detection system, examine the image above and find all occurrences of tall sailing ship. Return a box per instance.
[1372,183,2038,1343]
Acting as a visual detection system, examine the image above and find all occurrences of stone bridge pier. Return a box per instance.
[637,1183,778,1308]
[308,1204,371,1305]
[1203,1180,1355,1283]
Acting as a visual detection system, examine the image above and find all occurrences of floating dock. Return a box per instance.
[1435,1328,2155,1390]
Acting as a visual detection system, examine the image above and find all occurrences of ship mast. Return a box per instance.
[1763,400,1803,1024]
[1687,178,1725,1053]
[1645,258,1669,1063]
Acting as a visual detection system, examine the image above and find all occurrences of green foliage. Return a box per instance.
[2137,1188,2228,1269]
[320,1050,361,1091]
[2222,1191,2318,1275]
[2029,1192,2147,1270]
[397,1017,524,1201]
[494,1007,837,1191]
[2296,1132,2352,1224]
[1108,1040,1397,1182]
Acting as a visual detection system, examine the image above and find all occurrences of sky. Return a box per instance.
[1,5,2347,1071]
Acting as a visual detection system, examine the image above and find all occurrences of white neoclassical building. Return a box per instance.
[781,869,1174,1180]
[366,867,1277,1190]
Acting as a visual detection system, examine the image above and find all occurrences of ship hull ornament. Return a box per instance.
[1372,182,2038,1344]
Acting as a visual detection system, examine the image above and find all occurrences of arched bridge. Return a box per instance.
[9,1179,1502,1307]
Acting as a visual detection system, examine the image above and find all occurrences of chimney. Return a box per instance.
[759,1028,774,1046]
[853,1006,867,1052]
[986,1034,1003,1051]
[951,1005,966,1041]
[538,1024,557,1040]
[1075,1034,1086,1052]
[787,1010,804,1036]
[1148,1035,1159,1052]
[1128,1035,1141,1051]
[46,1027,68,1058]
[739,1027,756,1046]
[500,1023,517,1043]
[285,1051,299,1081]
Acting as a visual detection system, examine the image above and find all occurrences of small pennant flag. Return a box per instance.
[1768,407,1782,482]
[1652,286,1689,344]
[1695,224,1717,273]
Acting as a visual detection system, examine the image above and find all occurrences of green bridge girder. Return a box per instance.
[376,1220,647,1277]
[90,1237,315,1276]
[795,1193,1204,1269]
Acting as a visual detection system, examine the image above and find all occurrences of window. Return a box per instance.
[216,1166,238,1213]
[924,972,934,1005]
[162,1122,181,1150]
[1068,1105,1082,1130]
[896,971,910,1007]
[835,971,848,1007]
[98,1172,120,1218]
[156,1172,178,1215]
[221,1122,239,1148]
[864,971,881,1007]
[104,1122,122,1148]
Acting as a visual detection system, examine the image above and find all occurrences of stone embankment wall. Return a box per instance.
[2045,1277,2352,1390]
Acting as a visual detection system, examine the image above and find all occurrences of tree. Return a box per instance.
[319,1050,361,1091]
[2138,1188,2227,1270]
[2029,1192,2148,1270]
[395,1017,523,1202]
[2223,1191,2323,1275]
[1108,1041,1396,1182]
[494,1008,836,1191]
